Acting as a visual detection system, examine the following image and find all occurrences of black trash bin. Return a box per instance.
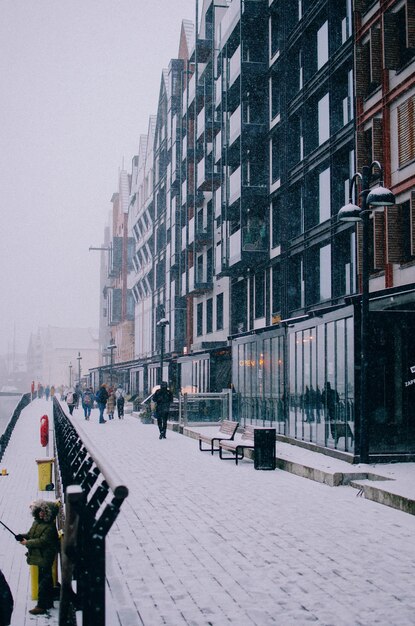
[254,428,276,470]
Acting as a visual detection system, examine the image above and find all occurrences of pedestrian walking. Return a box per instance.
[115,385,125,419]
[95,384,109,423]
[82,388,94,420]
[50,385,55,400]
[106,388,116,420]
[15,500,60,616]
[45,385,50,401]
[152,381,173,439]
[0,569,13,626]
[65,388,77,416]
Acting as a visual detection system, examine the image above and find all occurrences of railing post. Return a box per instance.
[59,485,84,626]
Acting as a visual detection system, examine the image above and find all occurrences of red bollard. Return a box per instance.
[40,415,49,447]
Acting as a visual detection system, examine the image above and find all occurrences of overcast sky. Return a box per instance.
[0,0,195,357]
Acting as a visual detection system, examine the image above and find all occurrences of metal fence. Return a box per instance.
[0,392,31,461]
[53,399,129,626]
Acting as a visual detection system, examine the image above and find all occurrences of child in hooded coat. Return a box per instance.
[16,500,60,616]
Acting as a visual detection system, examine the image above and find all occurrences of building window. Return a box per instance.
[197,302,203,336]
[398,94,415,168]
[317,21,329,70]
[318,94,330,145]
[384,3,415,71]
[271,133,281,183]
[272,264,281,313]
[255,271,265,319]
[320,245,332,301]
[271,74,281,120]
[319,167,331,223]
[271,196,281,248]
[216,293,224,330]
[206,298,213,334]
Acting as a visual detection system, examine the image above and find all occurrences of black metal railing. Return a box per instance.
[53,399,129,626]
[0,392,31,461]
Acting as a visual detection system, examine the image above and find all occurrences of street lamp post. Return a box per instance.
[77,351,82,388]
[338,161,395,463]
[157,318,170,384]
[107,343,117,388]
[69,362,72,387]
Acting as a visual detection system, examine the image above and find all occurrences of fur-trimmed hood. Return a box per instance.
[29,499,59,522]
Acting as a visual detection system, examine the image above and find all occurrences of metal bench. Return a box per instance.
[198,420,239,454]
[219,425,255,465]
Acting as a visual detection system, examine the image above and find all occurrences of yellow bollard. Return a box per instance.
[35,458,55,490]
[30,559,58,600]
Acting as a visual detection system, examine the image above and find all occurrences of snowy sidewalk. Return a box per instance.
[2,399,415,625]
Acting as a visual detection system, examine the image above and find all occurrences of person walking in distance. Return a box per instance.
[82,387,94,420]
[65,388,77,416]
[15,500,60,616]
[95,384,109,424]
[115,385,125,419]
[152,381,173,439]
[106,387,116,420]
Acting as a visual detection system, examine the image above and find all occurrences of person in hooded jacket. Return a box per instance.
[16,500,60,616]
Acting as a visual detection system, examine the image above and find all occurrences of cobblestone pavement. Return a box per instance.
[70,408,415,626]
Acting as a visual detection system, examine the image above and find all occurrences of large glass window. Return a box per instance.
[216,293,224,330]
[320,245,332,301]
[318,94,330,144]
[206,298,213,334]
[317,21,329,69]
[197,302,203,336]
[319,167,331,223]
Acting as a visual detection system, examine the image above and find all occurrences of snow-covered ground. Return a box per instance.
[1,399,415,625]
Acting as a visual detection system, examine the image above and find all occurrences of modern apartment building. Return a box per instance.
[95,0,415,461]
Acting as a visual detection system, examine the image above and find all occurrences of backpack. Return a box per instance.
[66,392,74,404]
[83,394,91,405]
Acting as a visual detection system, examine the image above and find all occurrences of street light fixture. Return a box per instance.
[107,342,117,388]
[77,351,82,388]
[156,317,170,385]
[69,362,73,387]
[338,161,395,464]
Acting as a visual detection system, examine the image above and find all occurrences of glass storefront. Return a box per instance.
[232,288,415,459]
[232,310,355,454]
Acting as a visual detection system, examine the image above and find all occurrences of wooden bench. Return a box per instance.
[198,420,239,454]
[219,425,255,465]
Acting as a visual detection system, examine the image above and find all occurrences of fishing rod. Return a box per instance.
[0,520,18,538]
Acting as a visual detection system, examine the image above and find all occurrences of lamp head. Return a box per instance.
[338,202,362,222]
[366,184,395,207]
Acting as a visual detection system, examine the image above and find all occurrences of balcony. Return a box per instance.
[229,105,241,146]
[197,108,205,139]
[188,265,213,294]
[181,180,187,206]
[228,166,241,205]
[220,0,240,46]
[214,130,222,164]
[197,156,220,191]
[188,217,195,246]
[229,46,241,87]
[195,219,213,248]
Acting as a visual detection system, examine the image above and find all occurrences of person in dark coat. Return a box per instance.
[16,500,60,616]
[95,384,109,423]
[0,570,13,626]
[152,382,173,439]
[81,388,94,420]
